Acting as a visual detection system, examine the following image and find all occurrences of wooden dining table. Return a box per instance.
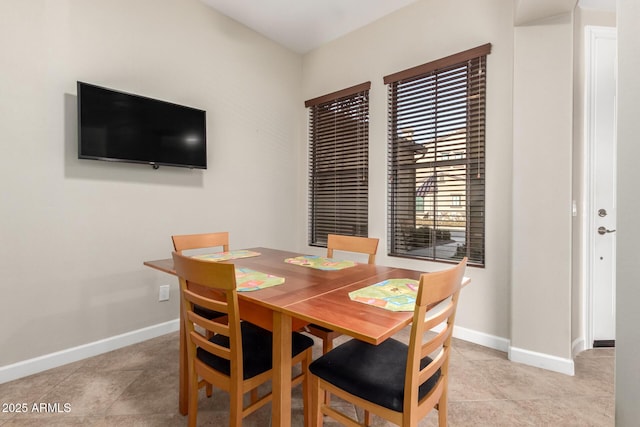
[144,247,466,427]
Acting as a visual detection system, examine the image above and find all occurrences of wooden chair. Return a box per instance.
[171,232,230,399]
[172,252,314,427]
[309,258,467,427]
[306,234,380,354]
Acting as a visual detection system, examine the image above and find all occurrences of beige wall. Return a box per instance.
[511,13,574,360]
[616,0,640,422]
[0,0,302,366]
[301,0,515,343]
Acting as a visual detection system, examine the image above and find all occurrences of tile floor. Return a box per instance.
[0,328,614,426]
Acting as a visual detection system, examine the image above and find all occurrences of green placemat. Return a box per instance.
[194,250,261,262]
[235,268,284,292]
[348,278,419,312]
[284,255,356,271]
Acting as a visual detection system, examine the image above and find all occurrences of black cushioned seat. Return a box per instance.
[198,322,315,380]
[309,337,440,412]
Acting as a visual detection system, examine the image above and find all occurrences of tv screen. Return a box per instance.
[77,82,207,169]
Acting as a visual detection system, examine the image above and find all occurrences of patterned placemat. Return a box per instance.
[348,278,419,312]
[235,268,284,292]
[284,255,356,271]
[194,250,261,262]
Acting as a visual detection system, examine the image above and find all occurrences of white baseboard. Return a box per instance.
[509,345,575,376]
[432,324,510,353]
[572,337,587,358]
[0,319,180,385]
[1,319,575,384]
[452,324,511,353]
[441,325,575,376]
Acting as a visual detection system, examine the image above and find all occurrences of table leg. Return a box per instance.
[179,298,188,415]
[272,311,292,427]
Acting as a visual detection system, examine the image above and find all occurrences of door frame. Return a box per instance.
[582,25,617,351]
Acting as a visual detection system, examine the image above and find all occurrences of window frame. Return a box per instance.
[305,82,371,248]
[385,44,491,267]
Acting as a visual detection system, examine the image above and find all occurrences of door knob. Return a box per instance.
[597,226,616,235]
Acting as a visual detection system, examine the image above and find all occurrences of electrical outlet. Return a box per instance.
[159,285,170,302]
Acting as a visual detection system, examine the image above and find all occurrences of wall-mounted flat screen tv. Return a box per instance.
[77,81,207,169]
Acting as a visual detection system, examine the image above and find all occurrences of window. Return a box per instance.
[305,82,371,247]
[385,44,491,266]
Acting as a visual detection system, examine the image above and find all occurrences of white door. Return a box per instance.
[586,27,617,346]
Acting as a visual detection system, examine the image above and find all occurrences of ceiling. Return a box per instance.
[201,0,616,54]
[200,0,419,53]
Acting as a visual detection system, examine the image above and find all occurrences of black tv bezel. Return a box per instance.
[77,81,207,170]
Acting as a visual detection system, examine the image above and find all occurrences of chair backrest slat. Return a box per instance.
[326,234,379,264]
[183,287,230,315]
[172,231,230,253]
[186,309,230,337]
[420,327,450,359]
[423,301,456,330]
[418,348,447,384]
[190,330,232,360]
[173,253,237,291]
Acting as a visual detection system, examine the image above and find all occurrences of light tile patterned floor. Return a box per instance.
[0,328,614,426]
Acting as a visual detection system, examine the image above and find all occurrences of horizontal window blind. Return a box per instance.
[386,45,490,266]
[306,82,370,247]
